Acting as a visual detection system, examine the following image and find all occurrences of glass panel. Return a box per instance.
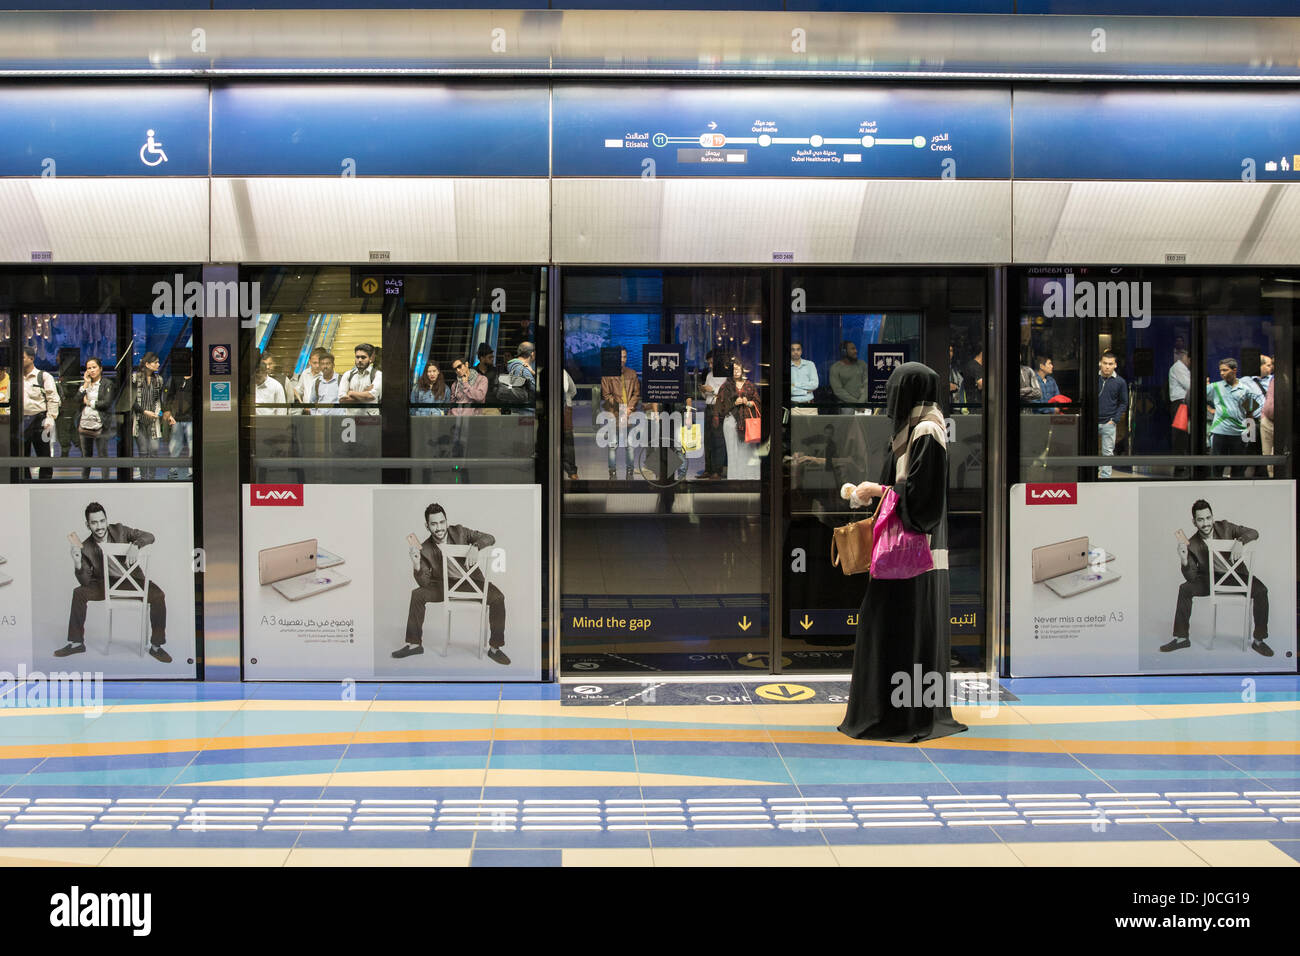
[560,269,769,673]
[782,272,988,672]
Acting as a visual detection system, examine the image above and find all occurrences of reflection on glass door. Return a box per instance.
[560,269,771,674]
[781,271,988,672]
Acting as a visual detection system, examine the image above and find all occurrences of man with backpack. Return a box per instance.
[20,346,60,480]
[498,341,537,412]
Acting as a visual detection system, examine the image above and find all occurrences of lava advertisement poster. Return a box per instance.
[1010,481,1296,677]
[242,483,542,681]
[0,484,198,679]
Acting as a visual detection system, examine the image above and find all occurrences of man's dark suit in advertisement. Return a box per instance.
[1172,519,1269,643]
[405,524,506,649]
[68,523,167,646]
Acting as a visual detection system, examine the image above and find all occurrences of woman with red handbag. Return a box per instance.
[713,356,762,480]
[838,362,967,743]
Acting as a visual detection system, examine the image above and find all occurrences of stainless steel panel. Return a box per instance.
[200,264,241,681]
[1013,180,1300,266]
[210,178,550,264]
[3,11,1300,80]
[0,179,209,264]
[552,178,1011,265]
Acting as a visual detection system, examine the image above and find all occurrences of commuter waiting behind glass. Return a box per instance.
[714,356,761,480]
[132,352,165,480]
[308,352,342,414]
[411,361,451,415]
[473,343,499,413]
[339,343,382,414]
[830,341,869,412]
[837,362,966,743]
[561,367,578,479]
[1259,356,1276,477]
[1035,356,1059,411]
[698,349,729,480]
[1163,498,1271,658]
[790,341,819,415]
[164,358,193,480]
[1097,349,1128,479]
[600,346,640,480]
[254,356,287,415]
[21,347,60,480]
[294,347,328,413]
[1205,357,1262,478]
[76,357,115,480]
[1168,348,1192,454]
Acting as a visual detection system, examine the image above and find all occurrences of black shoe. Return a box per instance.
[392,644,424,659]
[53,642,85,658]
[148,645,173,664]
[1251,639,1274,657]
[608,470,617,480]
[1160,636,1191,652]
[487,648,511,666]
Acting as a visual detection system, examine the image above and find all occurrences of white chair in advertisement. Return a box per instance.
[438,543,489,659]
[1205,539,1254,654]
[97,543,152,656]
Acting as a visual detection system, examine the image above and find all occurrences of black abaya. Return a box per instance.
[838,365,967,743]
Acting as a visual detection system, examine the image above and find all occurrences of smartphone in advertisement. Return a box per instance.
[406,533,420,549]
[1175,529,1190,546]
[67,532,82,548]
[258,539,319,586]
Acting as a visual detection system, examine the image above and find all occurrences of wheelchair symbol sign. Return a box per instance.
[140,129,169,168]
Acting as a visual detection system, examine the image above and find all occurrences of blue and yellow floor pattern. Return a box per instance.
[1,675,1298,866]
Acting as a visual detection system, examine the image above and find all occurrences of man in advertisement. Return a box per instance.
[1163,498,1271,657]
[56,502,170,663]
[394,503,509,666]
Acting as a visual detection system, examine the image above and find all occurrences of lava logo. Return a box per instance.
[250,484,303,506]
[1026,483,1077,505]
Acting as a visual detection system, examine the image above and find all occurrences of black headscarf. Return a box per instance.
[881,362,946,483]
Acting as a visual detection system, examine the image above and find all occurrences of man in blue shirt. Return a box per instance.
[790,342,819,415]
[1097,350,1128,479]
[1035,356,1060,413]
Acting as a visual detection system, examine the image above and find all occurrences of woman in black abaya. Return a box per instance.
[838,362,967,743]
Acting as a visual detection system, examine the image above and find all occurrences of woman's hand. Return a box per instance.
[849,481,884,508]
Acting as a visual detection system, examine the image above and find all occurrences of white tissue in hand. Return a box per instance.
[840,483,856,501]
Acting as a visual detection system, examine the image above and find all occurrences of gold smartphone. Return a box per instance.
[1031,536,1090,583]
[258,539,319,586]
[67,532,82,548]
[406,533,420,549]
[1175,529,1190,546]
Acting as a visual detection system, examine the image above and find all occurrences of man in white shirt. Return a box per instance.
[254,358,287,415]
[21,346,61,480]
[309,352,342,415]
[1168,348,1191,454]
[294,347,326,414]
[339,343,382,415]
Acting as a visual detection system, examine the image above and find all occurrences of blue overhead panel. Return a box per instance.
[212,84,550,177]
[1014,88,1300,183]
[0,85,210,177]
[553,85,1011,180]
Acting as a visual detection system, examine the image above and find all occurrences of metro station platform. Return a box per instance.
[0,675,1297,868]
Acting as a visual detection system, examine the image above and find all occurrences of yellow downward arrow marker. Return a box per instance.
[737,616,752,631]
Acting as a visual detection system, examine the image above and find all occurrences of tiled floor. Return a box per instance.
[0,675,1297,866]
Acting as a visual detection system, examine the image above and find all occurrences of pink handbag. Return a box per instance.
[869,487,934,579]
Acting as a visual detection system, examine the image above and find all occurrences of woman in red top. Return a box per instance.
[713,357,762,480]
